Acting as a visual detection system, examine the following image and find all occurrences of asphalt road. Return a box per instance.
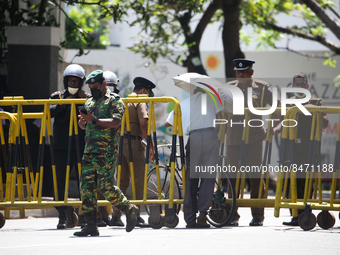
[1,207,340,255]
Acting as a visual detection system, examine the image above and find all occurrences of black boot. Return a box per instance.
[66,206,75,228]
[282,217,299,226]
[56,206,67,230]
[110,216,125,227]
[121,203,138,233]
[97,218,107,227]
[73,212,99,237]
[78,214,87,229]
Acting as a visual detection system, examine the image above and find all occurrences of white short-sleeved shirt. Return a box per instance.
[166,91,224,135]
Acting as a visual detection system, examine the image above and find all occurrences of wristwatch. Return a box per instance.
[92,118,97,125]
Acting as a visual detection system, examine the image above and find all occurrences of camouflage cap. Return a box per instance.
[85,70,104,84]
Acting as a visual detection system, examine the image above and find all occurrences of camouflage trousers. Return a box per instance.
[80,152,128,213]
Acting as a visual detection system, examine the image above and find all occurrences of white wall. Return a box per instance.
[64,48,340,173]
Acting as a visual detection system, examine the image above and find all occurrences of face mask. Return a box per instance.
[91,87,102,99]
[108,86,120,94]
[294,93,305,98]
[68,87,78,95]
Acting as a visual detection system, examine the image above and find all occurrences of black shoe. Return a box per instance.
[135,217,149,228]
[97,218,107,227]
[109,216,125,227]
[196,215,210,228]
[57,219,67,229]
[124,205,138,232]
[282,217,299,226]
[226,220,239,226]
[74,212,99,237]
[249,218,263,226]
[56,207,67,229]
[185,220,196,228]
[79,215,87,229]
[103,218,110,226]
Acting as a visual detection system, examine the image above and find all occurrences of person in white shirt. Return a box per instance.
[166,87,223,228]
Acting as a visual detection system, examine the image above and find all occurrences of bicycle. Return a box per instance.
[145,141,236,228]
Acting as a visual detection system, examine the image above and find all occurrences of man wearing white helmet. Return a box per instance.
[50,64,88,229]
[103,71,120,94]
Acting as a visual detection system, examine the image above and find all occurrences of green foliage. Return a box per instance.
[63,4,110,49]
[323,58,336,68]
[121,0,210,65]
[333,74,340,88]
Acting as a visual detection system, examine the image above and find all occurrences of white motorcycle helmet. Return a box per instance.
[63,64,86,89]
[103,71,119,85]
[103,71,120,93]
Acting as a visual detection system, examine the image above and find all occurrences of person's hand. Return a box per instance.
[78,114,87,126]
[79,110,93,123]
[149,147,155,163]
[78,89,87,98]
[141,140,147,148]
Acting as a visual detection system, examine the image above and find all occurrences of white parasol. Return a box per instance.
[172,72,233,113]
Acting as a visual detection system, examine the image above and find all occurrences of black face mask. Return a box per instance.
[91,88,102,99]
[114,88,120,94]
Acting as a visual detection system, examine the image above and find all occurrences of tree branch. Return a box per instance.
[301,0,340,41]
[328,6,340,20]
[266,22,340,54]
[192,0,222,44]
[52,0,89,35]
[274,45,336,59]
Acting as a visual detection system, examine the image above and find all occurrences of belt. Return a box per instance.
[123,134,142,140]
[189,127,216,135]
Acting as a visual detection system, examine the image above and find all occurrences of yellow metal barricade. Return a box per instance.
[274,106,340,230]
[0,99,86,216]
[114,96,185,228]
[0,97,185,229]
[229,108,282,209]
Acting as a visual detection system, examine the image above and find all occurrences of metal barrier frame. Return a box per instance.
[0,97,185,215]
[274,106,340,218]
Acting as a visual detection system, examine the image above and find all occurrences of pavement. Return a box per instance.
[1,206,340,255]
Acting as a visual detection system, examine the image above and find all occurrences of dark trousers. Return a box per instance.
[54,149,81,201]
[112,138,146,217]
[183,128,219,224]
[227,140,265,221]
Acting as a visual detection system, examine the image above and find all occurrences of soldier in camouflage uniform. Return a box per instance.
[74,70,138,237]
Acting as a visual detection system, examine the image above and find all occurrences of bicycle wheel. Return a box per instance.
[145,166,182,215]
[206,173,236,227]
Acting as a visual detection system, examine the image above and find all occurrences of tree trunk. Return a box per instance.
[222,0,244,79]
[183,46,208,75]
[10,0,19,25]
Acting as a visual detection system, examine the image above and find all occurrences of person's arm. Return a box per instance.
[139,118,155,162]
[322,115,329,129]
[215,111,222,131]
[79,110,121,129]
[165,110,174,127]
[318,99,329,129]
[49,91,69,119]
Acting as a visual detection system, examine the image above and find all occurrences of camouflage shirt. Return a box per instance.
[84,89,125,154]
